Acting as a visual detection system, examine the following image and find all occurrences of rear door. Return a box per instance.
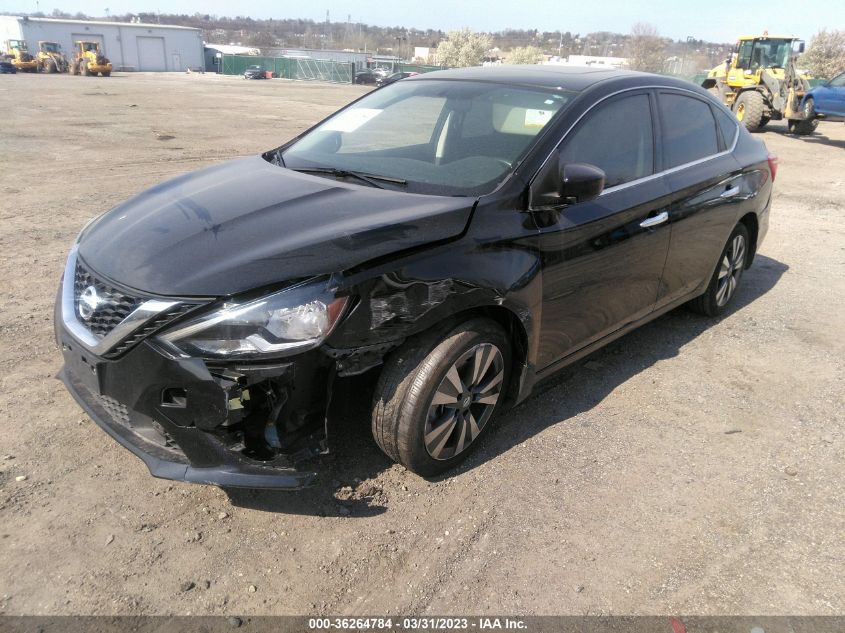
[530,91,672,369]
[655,90,747,306]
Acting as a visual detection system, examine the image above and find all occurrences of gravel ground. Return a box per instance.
[0,72,842,616]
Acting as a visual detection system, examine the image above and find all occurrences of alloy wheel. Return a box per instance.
[424,343,504,460]
[716,233,746,307]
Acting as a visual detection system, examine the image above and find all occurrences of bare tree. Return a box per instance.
[802,30,845,79]
[437,28,492,68]
[627,23,665,73]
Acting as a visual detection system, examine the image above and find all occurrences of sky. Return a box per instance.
[4,0,844,43]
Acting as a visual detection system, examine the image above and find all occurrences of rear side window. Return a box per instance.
[713,106,739,149]
[659,93,720,168]
[559,93,654,188]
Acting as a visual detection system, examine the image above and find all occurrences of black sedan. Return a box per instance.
[56,66,775,488]
[243,65,266,79]
[354,69,378,85]
[376,71,417,87]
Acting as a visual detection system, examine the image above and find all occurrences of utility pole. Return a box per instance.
[681,35,695,75]
[325,10,330,48]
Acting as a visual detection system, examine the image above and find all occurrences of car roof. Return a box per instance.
[407,65,674,92]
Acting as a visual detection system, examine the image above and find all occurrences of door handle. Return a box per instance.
[720,185,741,198]
[639,211,668,228]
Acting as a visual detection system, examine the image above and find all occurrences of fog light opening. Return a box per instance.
[161,387,187,408]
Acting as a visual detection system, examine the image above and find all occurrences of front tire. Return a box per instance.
[689,223,750,317]
[789,99,818,135]
[372,319,511,477]
[803,97,817,120]
[733,91,766,132]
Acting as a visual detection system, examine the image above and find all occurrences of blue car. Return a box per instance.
[802,70,845,122]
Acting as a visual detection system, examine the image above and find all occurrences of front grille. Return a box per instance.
[74,262,144,338]
[103,303,196,359]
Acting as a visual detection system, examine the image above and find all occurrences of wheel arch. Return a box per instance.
[403,303,531,407]
[462,304,529,403]
[738,212,759,268]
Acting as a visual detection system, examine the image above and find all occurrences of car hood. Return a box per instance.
[78,155,476,297]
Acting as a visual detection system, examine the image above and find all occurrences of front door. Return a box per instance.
[814,72,845,117]
[531,91,672,369]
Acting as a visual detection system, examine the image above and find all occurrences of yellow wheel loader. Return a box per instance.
[3,39,39,73]
[703,34,817,135]
[70,41,112,77]
[37,41,68,73]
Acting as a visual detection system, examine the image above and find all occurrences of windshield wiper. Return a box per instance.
[290,167,407,189]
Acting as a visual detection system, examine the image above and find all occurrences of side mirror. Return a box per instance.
[558,160,606,204]
[795,41,805,54]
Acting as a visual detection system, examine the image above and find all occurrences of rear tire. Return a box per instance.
[689,223,750,317]
[372,318,511,477]
[733,91,766,132]
[101,71,111,77]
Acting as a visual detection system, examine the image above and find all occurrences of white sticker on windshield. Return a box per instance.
[524,108,553,128]
[320,108,382,133]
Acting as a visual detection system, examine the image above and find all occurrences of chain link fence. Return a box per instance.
[218,55,447,83]
[220,55,354,83]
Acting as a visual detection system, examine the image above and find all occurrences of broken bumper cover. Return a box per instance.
[56,332,321,490]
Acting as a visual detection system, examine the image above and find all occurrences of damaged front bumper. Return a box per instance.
[56,310,332,489]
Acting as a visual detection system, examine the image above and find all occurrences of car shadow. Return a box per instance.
[765,123,845,149]
[225,254,788,516]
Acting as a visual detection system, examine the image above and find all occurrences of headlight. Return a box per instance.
[157,280,348,359]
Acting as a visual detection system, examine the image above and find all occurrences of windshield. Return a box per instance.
[279,79,575,195]
[738,38,792,70]
[42,42,60,52]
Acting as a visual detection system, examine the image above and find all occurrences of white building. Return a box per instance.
[0,16,204,71]
[543,55,629,69]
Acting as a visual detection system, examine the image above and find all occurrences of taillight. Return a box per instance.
[767,153,778,182]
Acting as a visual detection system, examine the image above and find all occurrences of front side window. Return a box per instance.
[829,72,845,88]
[558,93,655,189]
[736,40,753,69]
[280,79,575,195]
[659,93,720,169]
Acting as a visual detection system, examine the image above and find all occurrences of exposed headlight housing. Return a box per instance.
[157,280,348,359]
